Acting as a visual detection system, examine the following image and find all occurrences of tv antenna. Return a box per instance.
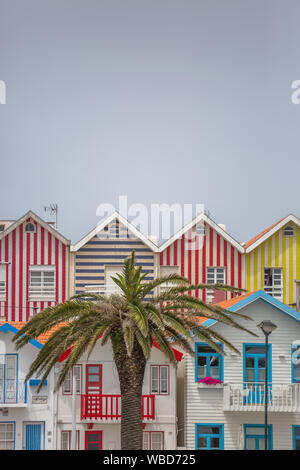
[44,203,58,229]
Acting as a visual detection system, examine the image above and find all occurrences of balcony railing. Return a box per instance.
[81,394,155,421]
[223,382,300,412]
[0,380,27,405]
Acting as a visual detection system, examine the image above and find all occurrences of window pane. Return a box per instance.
[246,438,256,450]
[197,437,207,449]
[151,433,163,450]
[210,437,220,449]
[296,440,300,450]
[294,427,300,437]
[143,432,149,450]
[160,367,168,394]
[61,432,69,450]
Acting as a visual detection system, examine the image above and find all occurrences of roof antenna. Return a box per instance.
[44,203,58,230]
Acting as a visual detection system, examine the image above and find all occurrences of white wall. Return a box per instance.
[184,298,300,450]
[0,330,55,450]
[56,340,177,450]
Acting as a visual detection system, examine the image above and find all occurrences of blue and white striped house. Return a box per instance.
[70,212,159,298]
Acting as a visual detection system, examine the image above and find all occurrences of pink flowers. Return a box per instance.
[197,376,223,385]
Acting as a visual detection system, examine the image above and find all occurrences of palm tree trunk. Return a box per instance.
[112,338,147,450]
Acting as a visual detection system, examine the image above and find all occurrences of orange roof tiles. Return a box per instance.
[215,291,254,309]
[0,321,67,344]
[244,217,286,248]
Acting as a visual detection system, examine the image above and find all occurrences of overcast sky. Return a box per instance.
[0,0,299,244]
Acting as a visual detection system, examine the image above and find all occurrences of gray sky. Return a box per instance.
[0,0,299,244]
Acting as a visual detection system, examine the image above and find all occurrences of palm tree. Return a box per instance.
[13,251,255,450]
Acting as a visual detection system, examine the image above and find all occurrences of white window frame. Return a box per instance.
[263,267,283,300]
[150,365,169,395]
[28,265,55,300]
[25,222,36,233]
[206,267,226,302]
[283,225,295,237]
[0,422,15,450]
[61,430,80,450]
[104,265,123,295]
[62,365,82,395]
[160,266,180,292]
[143,431,164,450]
[0,265,6,300]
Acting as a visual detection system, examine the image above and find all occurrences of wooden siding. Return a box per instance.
[183,298,300,450]
[74,218,156,297]
[0,218,69,321]
[159,223,244,302]
[246,222,300,306]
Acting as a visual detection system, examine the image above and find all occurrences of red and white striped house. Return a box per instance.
[0,211,70,321]
[158,213,245,303]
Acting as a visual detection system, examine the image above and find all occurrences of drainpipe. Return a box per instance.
[295,280,300,312]
[71,372,77,450]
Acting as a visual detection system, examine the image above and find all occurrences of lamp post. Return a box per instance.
[257,320,277,450]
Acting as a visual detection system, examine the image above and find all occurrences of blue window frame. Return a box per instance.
[244,424,273,450]
[0,354,19,404]
[195,343,223,382]
[243,344,271,404]
[291,345,300,383]
[195,424,224,450]
[293,426,300,449]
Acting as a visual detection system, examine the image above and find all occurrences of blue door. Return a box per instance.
[24,422,44,450]
[244,344,271,405]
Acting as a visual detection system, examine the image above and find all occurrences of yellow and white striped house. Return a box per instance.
[244,214,300,307]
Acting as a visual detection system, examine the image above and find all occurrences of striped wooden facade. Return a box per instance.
[72,218,156,297]
[159,223,245,302]
[0,212,70,321]
[245,221,300,306]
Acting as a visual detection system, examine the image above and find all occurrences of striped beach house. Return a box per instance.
[0,211,70,321]
[158,213,245,303]
[71,212,159,298]
[244,215,300,307]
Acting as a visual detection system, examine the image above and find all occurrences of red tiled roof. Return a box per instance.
[244,217,286,248]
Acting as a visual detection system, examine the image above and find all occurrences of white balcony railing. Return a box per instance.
[223,383,300,412]
[0,380,28,405]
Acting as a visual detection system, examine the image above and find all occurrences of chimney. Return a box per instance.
[295,280,300,312]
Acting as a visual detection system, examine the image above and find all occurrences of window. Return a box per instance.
[29,266,55,299]
[0,225,5,232]
[195,222,205,236]
[264,268,283,300]
[291,344,300,383]
[195,343,223,381]
[244,425,272,450]
[62,365,82,395]
[85,431,102,450]
[160,266,180,292]
[105,265,122,295]
[293,426,300,450]
[206,267,225,302]
[284,225,294,237]
[143,431,164,450]
[25,222,35,233]
[195,424,224,450]
[0,422,15,450]
[150,365,169,394]
[243,344,271,405]
[61,430,80,450]
[0,354,18,404]
[0,265,6,299]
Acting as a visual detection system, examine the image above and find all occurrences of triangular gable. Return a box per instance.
[245,214,300,252]
[0,210,70,246]
[0,322,43,350]
[201,290,300,328]
[158,212,244,253]
[71,211,159,252]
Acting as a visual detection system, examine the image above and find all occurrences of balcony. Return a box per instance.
[80,394,155,422]
[223,383,300,412]
[0,380,28,406]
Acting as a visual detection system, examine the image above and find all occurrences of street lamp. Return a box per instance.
[257,320,277,450]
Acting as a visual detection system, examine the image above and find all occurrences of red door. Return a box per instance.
[85,431,102,450]
[86,364,102,394]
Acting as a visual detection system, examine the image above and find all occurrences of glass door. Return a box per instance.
[244,345,271,405]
